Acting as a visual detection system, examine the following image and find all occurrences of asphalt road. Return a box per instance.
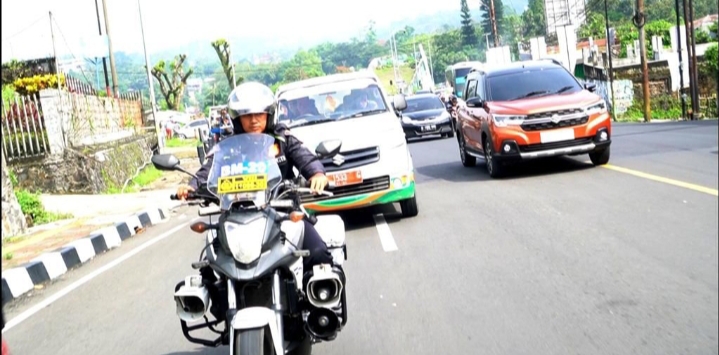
[3,120,718,355]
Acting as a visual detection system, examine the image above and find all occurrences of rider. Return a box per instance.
[175,82,336,289]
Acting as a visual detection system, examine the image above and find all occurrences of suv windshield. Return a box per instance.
[277,79,388,128]
[486,68,582,101]
[405,96,445,113]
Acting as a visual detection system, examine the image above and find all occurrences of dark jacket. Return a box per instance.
[189,123,325,190]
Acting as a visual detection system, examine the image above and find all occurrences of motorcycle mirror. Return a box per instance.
[152,154,181,171]
[315,140,342,158]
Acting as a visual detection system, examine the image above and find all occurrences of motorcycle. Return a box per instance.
[151,133,348,355]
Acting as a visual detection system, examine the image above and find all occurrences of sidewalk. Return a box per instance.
[1,189,184,305]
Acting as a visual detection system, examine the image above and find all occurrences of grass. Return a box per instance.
[106,165,164,194]
[165,137,199,148]
[373,65,415,95]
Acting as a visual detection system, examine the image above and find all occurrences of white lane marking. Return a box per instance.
[373,214,398,252]
[2,219,196,333]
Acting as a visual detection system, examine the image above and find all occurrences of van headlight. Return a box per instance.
[401,116,413,124]
[585,101,607,115]
[492,115,526,127]
[223,218,267,264]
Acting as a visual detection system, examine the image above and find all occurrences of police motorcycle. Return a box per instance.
[151,133,348,355]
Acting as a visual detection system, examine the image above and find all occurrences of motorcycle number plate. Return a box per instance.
[328,169,363,187]
[217,174,268,193]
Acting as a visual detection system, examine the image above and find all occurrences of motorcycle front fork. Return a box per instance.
[226,270,285,345]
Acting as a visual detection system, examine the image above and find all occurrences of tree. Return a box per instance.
[481,0,504,46]
[281,50,325,82]
[151,54,194,111]
[460,0,479,47]
[521,0,545,39]
[211,39,239,88]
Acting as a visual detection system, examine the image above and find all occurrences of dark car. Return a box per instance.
[399,94,455,140]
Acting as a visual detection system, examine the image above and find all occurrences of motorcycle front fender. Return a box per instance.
[230,307,283,354]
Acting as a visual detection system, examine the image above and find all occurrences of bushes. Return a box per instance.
[7,170,71,227]
[12,73,65,96]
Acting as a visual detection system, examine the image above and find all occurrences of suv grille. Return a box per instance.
[526,108,584,120]
[519,137,593,153]
[320,147,380,173]
[521,116,589,131]
[301,176,390,203]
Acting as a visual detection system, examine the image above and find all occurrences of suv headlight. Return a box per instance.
[492,114,526,127]
[223,218,267,264]
[584,101,607,115]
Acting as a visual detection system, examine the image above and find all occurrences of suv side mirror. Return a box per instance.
[584,82,597,92]
[466,97,484,108]
[315,140,342,158]
[393,94,408,111]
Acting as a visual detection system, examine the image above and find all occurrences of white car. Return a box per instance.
[276,70,418,218]
[174,119,209,139]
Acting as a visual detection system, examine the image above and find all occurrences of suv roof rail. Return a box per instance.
[538,58,563,66]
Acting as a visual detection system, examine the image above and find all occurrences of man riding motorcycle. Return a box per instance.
[175,82,337,320]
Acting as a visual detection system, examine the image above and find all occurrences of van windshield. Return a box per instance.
[277,80,389,128]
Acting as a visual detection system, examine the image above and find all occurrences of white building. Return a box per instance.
[544,0,587,34]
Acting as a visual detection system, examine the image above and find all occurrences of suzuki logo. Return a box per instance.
[551,114,561,124]
[332,154,345,166]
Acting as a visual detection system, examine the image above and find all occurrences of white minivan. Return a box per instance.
[275,71,418,218]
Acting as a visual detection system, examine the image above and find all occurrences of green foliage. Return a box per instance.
[701,43,718,76]
[619,95,684,120]
[460,0,479,46]
[14,189,71,226]
[2,84,16,103]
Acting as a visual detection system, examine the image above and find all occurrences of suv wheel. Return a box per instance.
[589,146,610,165]
[484,140,503,178]
[458,132,476,167]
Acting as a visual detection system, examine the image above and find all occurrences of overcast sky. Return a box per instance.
[1,0,482,63]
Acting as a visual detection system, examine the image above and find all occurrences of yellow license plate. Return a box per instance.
[217,174,268,194]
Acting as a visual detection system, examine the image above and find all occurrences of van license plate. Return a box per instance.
[540,129,575,143]
[421,125,437,132]
[328,169,363,187]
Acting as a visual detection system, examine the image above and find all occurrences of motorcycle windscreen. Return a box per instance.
[206,133,283,210]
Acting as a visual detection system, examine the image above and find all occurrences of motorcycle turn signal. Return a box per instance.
[190,221,218,233]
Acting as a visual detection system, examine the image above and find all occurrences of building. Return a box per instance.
[544,0,587,34]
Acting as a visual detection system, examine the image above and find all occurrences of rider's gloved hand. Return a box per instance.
[176,185,195,200]
[309,173,329,194]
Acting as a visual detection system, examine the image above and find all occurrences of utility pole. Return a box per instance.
[604,0,616,120]
[101,0,119,97]
[489,0,499,47]
[49,12,62,90]
[93,0,111,96]
[673,0,686,119]
[682,0,697,119]
[688,0,700,119]
[634,0,651,122]
[138,0,161,151]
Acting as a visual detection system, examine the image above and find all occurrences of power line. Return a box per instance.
[1,15,46,41]
[51,17,95,86]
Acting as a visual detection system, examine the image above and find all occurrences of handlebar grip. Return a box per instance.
[170,194,180,200]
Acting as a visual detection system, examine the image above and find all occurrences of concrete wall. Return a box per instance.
[11,133,158,194]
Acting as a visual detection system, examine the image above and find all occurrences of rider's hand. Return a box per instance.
[309,173,329,194]
[176,185,195,200]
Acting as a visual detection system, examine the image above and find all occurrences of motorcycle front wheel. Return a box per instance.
[234,327,276,355]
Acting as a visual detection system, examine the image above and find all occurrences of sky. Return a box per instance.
[1,0,479,64]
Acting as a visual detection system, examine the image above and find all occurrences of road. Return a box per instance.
[3,120,718,355]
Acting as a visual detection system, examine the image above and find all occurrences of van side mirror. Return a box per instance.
[315,140,342,158]
[393,95,408,111]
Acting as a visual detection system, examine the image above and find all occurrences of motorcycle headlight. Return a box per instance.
[223,218,267,264]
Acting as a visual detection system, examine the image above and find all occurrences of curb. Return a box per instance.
[1,207,171,306]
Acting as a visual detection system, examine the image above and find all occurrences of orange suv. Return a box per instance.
[455,60,611,178]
